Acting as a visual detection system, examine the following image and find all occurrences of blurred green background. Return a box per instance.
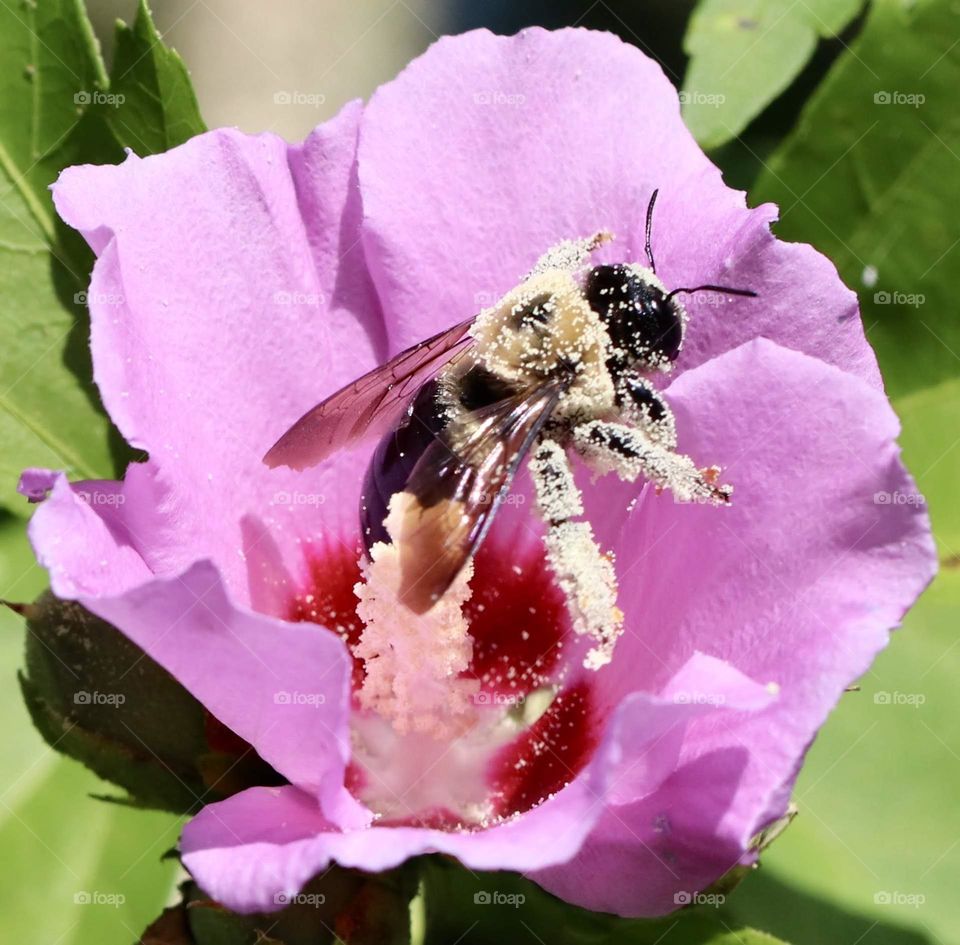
[1,1,957,943]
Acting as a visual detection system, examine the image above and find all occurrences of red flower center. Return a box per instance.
[287,536,598,825]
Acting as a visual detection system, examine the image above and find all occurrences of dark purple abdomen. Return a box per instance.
[360,379,447,555]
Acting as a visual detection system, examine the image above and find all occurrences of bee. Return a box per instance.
[265,191,755,667]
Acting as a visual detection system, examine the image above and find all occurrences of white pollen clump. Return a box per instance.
[353,504,479,740]
[469,269,616,426]
[542,521,623,669]
[527,230,613,278]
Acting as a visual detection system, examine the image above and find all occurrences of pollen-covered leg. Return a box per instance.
[615,372,677,448]
[530,439,623,669]
[527,231,613,279]
[572,420,732,505]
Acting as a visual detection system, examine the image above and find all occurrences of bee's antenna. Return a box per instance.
[644,189,659,273]
[666,284,758,300]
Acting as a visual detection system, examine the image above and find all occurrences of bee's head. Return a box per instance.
[585,263,758,371]
[585,264,684,369]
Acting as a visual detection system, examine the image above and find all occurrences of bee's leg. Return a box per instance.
[614,371,677,449]
[527,231,613,278]
[529,438,622,669]
[571,420,731,505]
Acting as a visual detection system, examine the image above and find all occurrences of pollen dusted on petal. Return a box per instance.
[353,495,479,739]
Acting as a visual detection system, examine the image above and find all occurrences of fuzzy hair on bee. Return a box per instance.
[264,190,756,672]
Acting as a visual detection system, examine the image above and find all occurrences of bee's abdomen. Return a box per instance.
[360,379,448,555]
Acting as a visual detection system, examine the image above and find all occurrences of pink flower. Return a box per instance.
[22,28,934,917]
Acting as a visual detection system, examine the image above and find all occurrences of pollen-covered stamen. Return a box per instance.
[346,536,583,828]
[353,493,479,739]
[284,529,584,827]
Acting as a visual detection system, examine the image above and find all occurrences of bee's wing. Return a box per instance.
[390,381,566,613]
[263,319,475,471]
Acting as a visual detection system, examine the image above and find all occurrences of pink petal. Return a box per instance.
[180,654,772,913]
[535,338,936,914]
[358,28,879,386]
[25,472,366,829]
[28,27,934,920]
[51,104,383,599]
[25,473,151,595]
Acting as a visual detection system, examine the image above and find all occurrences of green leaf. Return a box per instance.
[0,508,46,609]
[0,0,205,509]
[752,0,960,400]
[106,0,205,155]
[0,5,205,929]
[895,377,960,558]
[722,569,960,944]
[0,0,107,228]
[741,5,960,933]
[16,590,287,813]
[0,514,180,945]
[19,594,212,814]
[419,858,788,945]
[714,293,960,943]
[722,871,933,945]
[681,0,865,149]
[173,866,417,945]
[0,0,118,503]
[0,758,182,945]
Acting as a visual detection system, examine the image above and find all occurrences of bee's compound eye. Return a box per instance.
[640,295,683,364]
[585,265,683,365]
